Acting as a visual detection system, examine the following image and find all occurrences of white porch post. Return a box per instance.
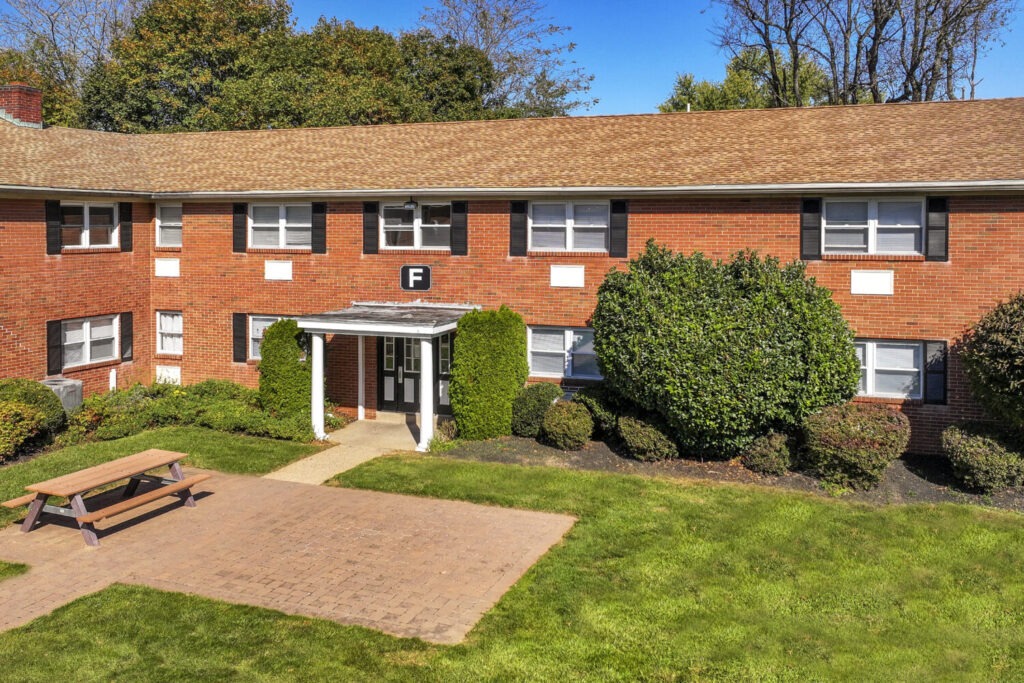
[357,335,366,420]
[417,336,434,451]
[311,332,326,440]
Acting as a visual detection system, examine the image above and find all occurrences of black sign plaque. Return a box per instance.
[400,265,431,291]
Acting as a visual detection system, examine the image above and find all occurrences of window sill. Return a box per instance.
[154,246,182,253]
[822,253,926,262]
[378,248,453,256]
[853,395,924,407]
[525,251,610,258]
[62,357,123,373]
[246,248,313,255]
[60,247,121,255]
[154,353,182,360]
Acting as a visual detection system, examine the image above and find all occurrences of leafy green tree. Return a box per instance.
[0,44,84,126]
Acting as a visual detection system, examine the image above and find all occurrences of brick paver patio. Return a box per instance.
[0,469,575,643]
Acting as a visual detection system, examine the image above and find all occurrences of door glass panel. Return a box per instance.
[439,334,451,374]
[404,338,420,372]
[383,337,395,371]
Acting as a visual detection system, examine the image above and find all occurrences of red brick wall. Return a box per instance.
[3,194,1022,453]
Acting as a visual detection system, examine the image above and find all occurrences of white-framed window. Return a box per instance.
[156,310,183,355]
[60,203,118,248]
[528,327,602,379]
[855,339,923,399]
[62,314,118,369]
[380,202,451,249]
[822,198,924,255]
[529,201,609,252]
[249,315,283,360]
[249,204,312,249]
[156,204,183,247]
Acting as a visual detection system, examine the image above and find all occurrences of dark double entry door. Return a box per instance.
[377,333,453,415]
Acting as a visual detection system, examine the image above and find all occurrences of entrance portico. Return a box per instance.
[298,302,475,451]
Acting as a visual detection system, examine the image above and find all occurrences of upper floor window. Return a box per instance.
[156,310,183,355]
[61,203,117,248]
[529,201,609,252]
[62,314,118,368]
[156,204,183,247]
[823,198,923,255]
[250,204,311,249]
[380,202,451,249]
[855,339,922,399]
[529,327,602,379]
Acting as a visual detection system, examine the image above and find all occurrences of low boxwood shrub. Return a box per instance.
[802,402,910,489]
[617,414,678,462]
[450,306,529,440]
[741,432,792,476]
[258,319,311,418]
[542,401,593,450]
[0,400,44,460]
[942,422,1024,493]
[573,383,625,436]
[960,292,1024,430]
[0,378,66,438]
[512,382,564,437]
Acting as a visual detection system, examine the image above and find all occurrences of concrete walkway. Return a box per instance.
[264,412,425,485]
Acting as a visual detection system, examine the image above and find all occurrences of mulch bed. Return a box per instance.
[439,436,1024,513]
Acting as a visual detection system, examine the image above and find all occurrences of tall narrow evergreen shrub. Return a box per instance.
[257,319,311,419]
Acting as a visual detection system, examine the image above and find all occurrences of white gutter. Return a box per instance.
[3,179,1024,200]
[296,319,460,338]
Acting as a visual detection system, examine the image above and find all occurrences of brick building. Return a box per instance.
[1,83,1021,451]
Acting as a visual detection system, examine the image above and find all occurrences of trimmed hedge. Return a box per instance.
[802,402,910,489]
[450,306,529,440]
[741,432,792,476]
[541,401,593,450]
[593,242,859,458]
[961,292,1024,430]
[573,383,624,436]
[942,422,1024,493]
[617,414,678,462]
[258,319,311,418]
[512,382,564,437]
[0,378,66,437]
[0,400,44,460]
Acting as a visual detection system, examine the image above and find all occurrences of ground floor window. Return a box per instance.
[855,339,922,399]
[528,327,601,379]
[62,314,118,368]
[156,311,183,355]
[249,315,283,360]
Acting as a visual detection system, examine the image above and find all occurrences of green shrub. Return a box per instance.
[512,382,564,437]
[593,242,859,458]
[186,379,259,404]
[617,414,678,462]
[258,319,312,419]
[742,432,792,476]
[942,422,1024,493]
[574,383,626,436]
[0,378,66,437]
[541,401,593,450]
[961,292,1024,429]
[802,403,910,489]
[450,306,529,440]
[0,400,44,460]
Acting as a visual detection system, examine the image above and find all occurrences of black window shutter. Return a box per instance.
[45,200,61,255]
[362,202,379,254]
[119,312,133,361]
[609,199,629,257]
[232,313,247,362]
[509,200,527,256]
[311,202,327,254]
[118,202,133,252]
[800,198,822,261]
[450,201,468,255]
[46,320,62,375]
[232,203,247,253]
[923,341,947,404]
[925,197,949,262]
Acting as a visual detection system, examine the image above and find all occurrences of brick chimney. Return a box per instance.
[0,83,43,127]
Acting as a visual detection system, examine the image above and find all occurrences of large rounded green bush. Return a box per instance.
[574,383,626,436]
[0,378,66,436]
[511,382,564,437]
[593,242,859,458]
[0,400,44,460]
[961,292,1024,429]
[942,422,1024,493]
[617,414,678,462]
[541,401,593,450]
[258,319,312,419]
[450,306,529,440]
[802,402,910,489]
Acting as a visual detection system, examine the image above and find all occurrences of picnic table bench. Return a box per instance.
[2,449,209,547]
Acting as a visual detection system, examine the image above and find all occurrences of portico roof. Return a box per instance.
[297,302,477,338]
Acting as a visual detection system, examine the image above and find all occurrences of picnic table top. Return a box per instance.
[25,449,188,498]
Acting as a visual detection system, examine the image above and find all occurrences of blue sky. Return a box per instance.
[293,0,1023,115]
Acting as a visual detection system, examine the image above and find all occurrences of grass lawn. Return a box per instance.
[0,455,1021,680]
[0,561,27,581]
[0,427,322,529]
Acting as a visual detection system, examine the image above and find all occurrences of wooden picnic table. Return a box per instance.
[2,449,209,547]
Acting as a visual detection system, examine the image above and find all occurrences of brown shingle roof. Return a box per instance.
[2,97,1023,195]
